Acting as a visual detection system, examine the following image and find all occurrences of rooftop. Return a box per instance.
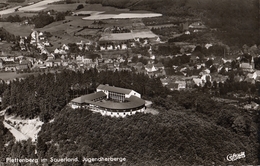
[97,84,132,95]
[93,96,145,110]
[72,91,106,104]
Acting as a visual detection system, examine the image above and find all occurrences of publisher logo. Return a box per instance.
[226,152,245,161]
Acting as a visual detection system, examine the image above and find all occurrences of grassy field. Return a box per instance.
[0,22,33,36]
[38,16,94,48]
[75,29,101,36]
[0,42,13,52]
[101,49,129,59]
[43,3,81,12]
[83,12,162,20]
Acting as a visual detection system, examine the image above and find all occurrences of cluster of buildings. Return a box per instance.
[0,52,33,72]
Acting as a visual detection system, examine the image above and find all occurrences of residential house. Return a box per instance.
[68,62,78,71]
[174,81,186,90]
[119,65,131,71]
[184,77,196,89]
[100,46,106,51]
[244,77,255,84]
[107,63,114,71]
[82,57,93,64]
[45,59,54,67]
[205,43,212,49]
[16,64,28,71]
[121,44,127,50]
[184,31,190,35]
[254,70,260,81]
[145,64,157,72]
[61,60,69,66]
[246,72,257,80]
[192,78,204,87]
[211,74,228,84]
[133,62,144,71]
[4,63,18,72]
[190,54,198,63]
[76,55,83,61]
[127,57,133,63]
[160,78,171,86]
[167,83,178,91]
[239,57,254,72]
[54,48,60,54]
[43,41,50,47]
[180,22,189,31]
[188,21,207,32]
[234,74,244,82]
[154,62,164,70]
[0,55,16,62]
[107,45,113,50]
[53,59,62,67]
[114,62,120,71]
[97,63,107,72]
[200,74,211,83]
[20,60,32,68]
[0,59,3,69]
[152,70,166,77]
[240,62,254,72]
[104,58,113,64]
[128,63,136,68]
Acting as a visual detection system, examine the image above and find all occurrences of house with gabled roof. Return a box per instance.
[145,64,157,72]
[134,62,144,70]
[154,62,164,70]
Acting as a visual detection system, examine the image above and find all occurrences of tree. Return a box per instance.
[76,4,84,10]
[66,0,73,4]
[132,56,138,63]
[210,65,217,73]
[205,59,213,68]
[56,12,66,21]
[37,137,47,157]
[33,13,54,28]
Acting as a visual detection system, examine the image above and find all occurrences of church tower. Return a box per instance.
[251,57,255,70]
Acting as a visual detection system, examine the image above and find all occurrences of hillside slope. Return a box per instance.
[87,0,259,46]
[37,104,258,165]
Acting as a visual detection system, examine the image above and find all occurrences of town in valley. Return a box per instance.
[0,0,259,165]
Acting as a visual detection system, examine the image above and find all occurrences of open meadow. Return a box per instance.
[0,22,33,36]
[100,30,158,41]
[18,0,63,12]
[83,12,162,20]
[43,3,81,12]
[0,0,63,15]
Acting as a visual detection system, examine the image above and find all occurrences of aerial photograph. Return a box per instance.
[0,0,259,165]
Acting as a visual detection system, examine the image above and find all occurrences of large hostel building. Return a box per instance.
[70,84,145,118]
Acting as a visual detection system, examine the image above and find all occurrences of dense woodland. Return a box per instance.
[0,69,259,165]
[1,69,167,122]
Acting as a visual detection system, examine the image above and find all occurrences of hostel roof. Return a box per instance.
[97,84,132,95]
[72,91,106,104]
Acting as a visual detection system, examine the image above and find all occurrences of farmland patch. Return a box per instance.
[83,12,162,20]
[0,22,33,36]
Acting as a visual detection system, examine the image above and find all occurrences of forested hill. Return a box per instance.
[36,99,258,165]
[0,70,259,165]
[87,0,259,46]
[2,69,167,122]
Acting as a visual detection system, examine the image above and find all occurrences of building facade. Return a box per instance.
[70,84,145,118]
